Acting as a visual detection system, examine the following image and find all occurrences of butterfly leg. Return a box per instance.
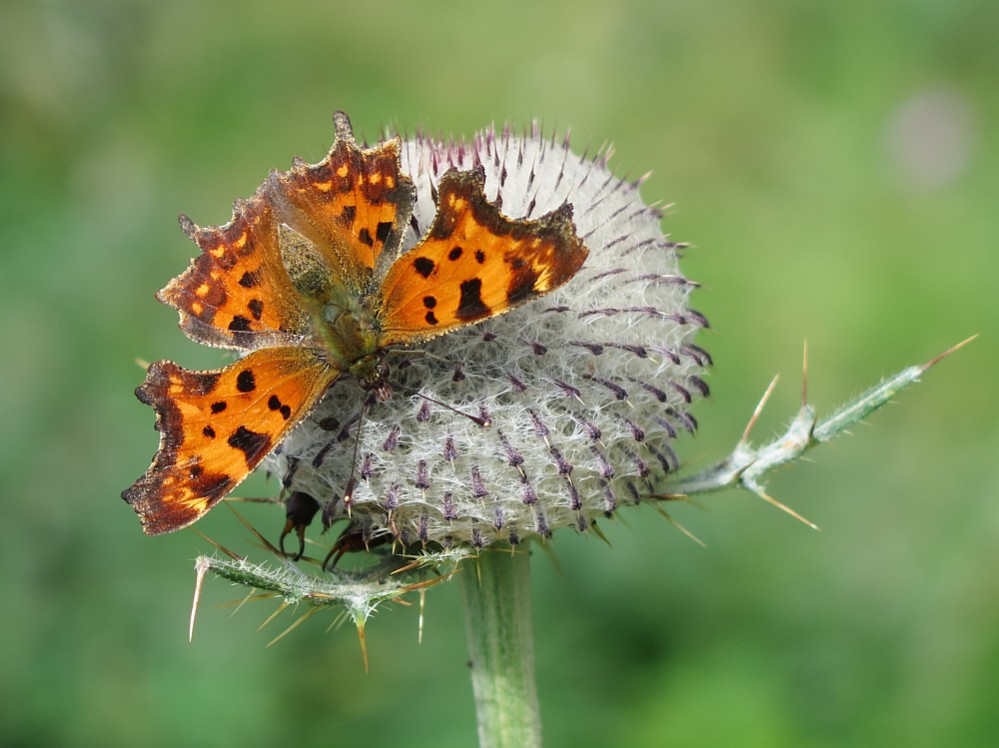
[321,522,395,570]
[321,526,361,570]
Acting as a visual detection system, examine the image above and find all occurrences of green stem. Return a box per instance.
[460,547,541,748]
[664,337,975,502]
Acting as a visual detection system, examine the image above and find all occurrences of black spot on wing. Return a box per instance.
[457,278,491,321]
[247,299,264,320]
[229,315,252,332]
[227,426,271,464]
[238,271,260,288]
[358,228,374,247]
[413,257,435,278]
[268,394,292,420]
[236,369,256,393]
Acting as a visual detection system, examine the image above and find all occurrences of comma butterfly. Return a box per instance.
[123,112,588,536]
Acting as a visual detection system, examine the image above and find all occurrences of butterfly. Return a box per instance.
[123,111,588,539]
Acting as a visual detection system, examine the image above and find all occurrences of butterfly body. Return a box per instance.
[315,305,390,400]
[124,112,588,536]
[278,221,392,397]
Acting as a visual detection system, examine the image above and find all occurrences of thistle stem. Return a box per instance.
[460,547,541,748]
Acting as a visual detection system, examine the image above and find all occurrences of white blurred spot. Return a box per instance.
[885,87,977,191]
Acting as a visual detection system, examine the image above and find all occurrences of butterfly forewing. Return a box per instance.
[123,348,338,535]
[376,167,588,345]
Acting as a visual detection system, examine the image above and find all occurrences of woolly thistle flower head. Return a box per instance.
[268,122,710,551]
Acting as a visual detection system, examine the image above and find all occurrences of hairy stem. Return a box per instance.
[461,548,541,748]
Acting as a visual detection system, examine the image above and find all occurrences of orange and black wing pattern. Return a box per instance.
[271,111,416,291]
[160,200,310,351]
[124,348,338,535]
[377,167,588,346]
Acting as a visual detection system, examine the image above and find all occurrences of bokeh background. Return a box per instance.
[2,0,996,745]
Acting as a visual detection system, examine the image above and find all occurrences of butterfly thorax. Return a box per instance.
[279,222,393,399]
[313,292,392,401]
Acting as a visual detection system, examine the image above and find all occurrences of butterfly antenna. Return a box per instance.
[399,386,493,428]
[383,350,490,427]
[416,391,491,427]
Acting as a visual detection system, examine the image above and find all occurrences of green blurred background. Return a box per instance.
[2,0,995,745]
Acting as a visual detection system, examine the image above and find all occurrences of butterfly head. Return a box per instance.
[349,352,393,402]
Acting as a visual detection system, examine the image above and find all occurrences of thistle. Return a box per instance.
[268,123,709,553]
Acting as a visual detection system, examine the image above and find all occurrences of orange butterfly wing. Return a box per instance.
[159,112,415,351]
[123,348,338,535]
[272,111,415,290]
[376,167,588,345]
[127,113,419,535]
[160,200,310,351]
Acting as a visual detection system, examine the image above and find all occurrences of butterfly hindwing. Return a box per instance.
[376,167,588,345]
[271,111,416,292]
[123,348,339,535]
